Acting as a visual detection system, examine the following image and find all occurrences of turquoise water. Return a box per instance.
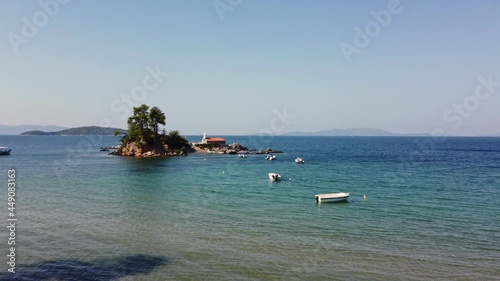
[0,135,499,280]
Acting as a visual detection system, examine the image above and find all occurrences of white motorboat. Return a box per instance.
[237,153,247,158]
[0,147,11,155]
[315,192,350,203]
[268,173,281,181]
[295,157,305,164]
[265,154,276,161]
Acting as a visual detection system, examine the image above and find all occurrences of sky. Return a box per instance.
[1,0,499,135]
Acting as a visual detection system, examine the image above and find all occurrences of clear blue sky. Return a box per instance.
[1,0,499,135]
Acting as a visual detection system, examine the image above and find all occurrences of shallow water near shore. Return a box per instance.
[0,135,499,280]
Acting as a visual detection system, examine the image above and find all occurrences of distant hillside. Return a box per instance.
[283,128,430,137]
[21,126,127,136]
[0,124,67,135]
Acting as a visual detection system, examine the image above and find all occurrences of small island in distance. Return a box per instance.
[20,126,127,136]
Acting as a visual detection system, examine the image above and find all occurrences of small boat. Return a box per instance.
[237,153,247,158]
[315,192,350,203]
[0,147,11,155]
[268,173,281,181]
[265,154,276,161]
[295,157,305,164]
[99,147,109,152]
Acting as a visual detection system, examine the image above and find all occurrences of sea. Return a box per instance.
[0,135,498,280]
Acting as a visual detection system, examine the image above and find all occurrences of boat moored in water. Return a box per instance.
[0,147,11,155]
[265,154,276,161]
[315,192,350,203]
[295,157,305,164]
[268,173,281,181]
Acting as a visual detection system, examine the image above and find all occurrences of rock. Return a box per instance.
[112,141,177,157]
[189,141,282,155]
[227,142,248,151]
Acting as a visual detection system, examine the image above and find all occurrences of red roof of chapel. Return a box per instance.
[206,137,226,142]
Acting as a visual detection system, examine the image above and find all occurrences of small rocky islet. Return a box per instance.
[192,142,282,155]
[111,141,283,158]
[110,141,192,157]
[110,104,282,158]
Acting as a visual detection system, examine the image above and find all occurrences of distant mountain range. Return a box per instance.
[283,128,430,137]
[0,124,67,135]
[2,125,499,137]
[20,126,127,136]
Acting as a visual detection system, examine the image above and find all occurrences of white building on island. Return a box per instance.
[201,133,226,146]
